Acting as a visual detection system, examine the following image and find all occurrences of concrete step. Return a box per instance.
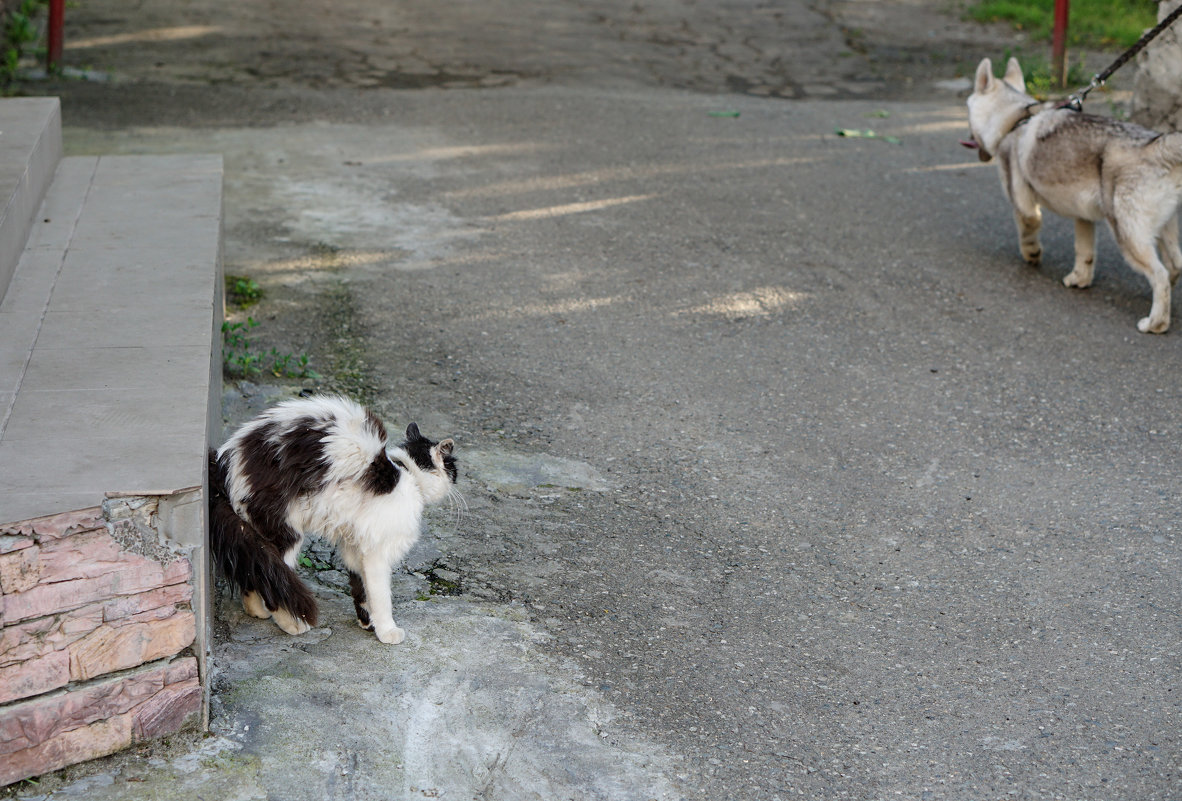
[0,153,224,524]
[0,98,62,303]
[0,97,224,785]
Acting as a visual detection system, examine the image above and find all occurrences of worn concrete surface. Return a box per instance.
[23,594,678,801]
[4,1,1180,799]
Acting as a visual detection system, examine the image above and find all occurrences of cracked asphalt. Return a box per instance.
[7,0,1180,799]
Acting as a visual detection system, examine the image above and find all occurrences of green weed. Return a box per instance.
[225,274,263,308]
[221,317,319,380]
[297,553,332,570]
[1,0,46,91]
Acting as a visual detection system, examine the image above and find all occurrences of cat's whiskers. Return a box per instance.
[445,485,468,525]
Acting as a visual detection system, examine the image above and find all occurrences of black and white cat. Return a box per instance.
[208,394,457,644]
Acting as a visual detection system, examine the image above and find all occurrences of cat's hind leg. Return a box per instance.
[272,605,312,635]
[269,536,313,634]
[209,449,318,634]
[243,591,272,619]
[243,584,311,634]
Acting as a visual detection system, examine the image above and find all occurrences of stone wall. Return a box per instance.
[1131,0,1182,131]
[0,505,202,787]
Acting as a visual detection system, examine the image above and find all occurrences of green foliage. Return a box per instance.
[297,553,331,570]
[1007,50,1093,96]
[221,317,320,380]
[267,349,314,378]
[1,0,47,90]
[225,274,263,308]
[968,0,1157,49]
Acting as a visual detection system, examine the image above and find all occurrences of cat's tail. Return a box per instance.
[207,449,319,627]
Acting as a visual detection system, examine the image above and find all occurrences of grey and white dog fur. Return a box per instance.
[209,395,457,644]
[965,56,1182,333]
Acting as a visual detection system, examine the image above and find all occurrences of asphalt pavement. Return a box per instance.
[7,2,1181,799]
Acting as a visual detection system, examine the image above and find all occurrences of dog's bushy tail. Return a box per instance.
[207,450,318,626]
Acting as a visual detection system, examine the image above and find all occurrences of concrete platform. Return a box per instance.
[0,153,224,523]
[0,96,224,785]
[0,98,61,305]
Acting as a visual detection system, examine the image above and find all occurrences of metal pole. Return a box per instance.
[47,0,64,71]
[1052,0,1070,88]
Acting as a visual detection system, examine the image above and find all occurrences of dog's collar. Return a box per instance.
[1007,102,1043,135]
[964,101,1044,163]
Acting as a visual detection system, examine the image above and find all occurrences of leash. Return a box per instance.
[1066,1,1182,110]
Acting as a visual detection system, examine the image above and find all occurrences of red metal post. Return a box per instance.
[1052,0,1070,88]
[47,0,64,71]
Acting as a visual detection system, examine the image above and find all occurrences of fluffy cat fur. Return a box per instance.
[209,394,457,644]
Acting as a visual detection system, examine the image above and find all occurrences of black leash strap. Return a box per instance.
[1066,1,1182,110]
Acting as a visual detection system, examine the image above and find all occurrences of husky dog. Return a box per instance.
[965,57,1182,333]
[209,395,458,644]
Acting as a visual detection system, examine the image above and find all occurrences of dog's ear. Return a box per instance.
[975,58,994,94]
[1003,57,1026,93]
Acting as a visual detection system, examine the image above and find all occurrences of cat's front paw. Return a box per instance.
[374,624,405,644]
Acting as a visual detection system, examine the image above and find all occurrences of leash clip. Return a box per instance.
[1065,74,1104,112]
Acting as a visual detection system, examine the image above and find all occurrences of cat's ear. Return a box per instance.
[436,438,454,457]
[405,422,422,441]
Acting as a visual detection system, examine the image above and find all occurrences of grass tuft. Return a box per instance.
[968,0,1158,49]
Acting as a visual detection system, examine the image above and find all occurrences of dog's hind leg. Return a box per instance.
[1114,226,1172,333]
[1157,214,1182,286]
[1063,219,1097,288]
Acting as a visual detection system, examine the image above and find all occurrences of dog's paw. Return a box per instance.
[1138,315,1169,334]
[374,624,405,645]
[1022,249,1042,266]
[1063,270,1092,289]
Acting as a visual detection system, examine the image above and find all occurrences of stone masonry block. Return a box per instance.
[1,584,192,693]
[4,574,140,624]
[0,604,103,669]
[0,712,132,787]
[0,658,201,785]
[2,551,191,624]
[0,508,104,542]
[0,649,69,705]
[69,610,195,682]
[165,656,198,685]
[0,534,34,555]
[163,557,193,585]
[34,529,126,583]
[0,545,40,594]
[102,582,192,623]
[0,660,174,755]
[132,678,202,740]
